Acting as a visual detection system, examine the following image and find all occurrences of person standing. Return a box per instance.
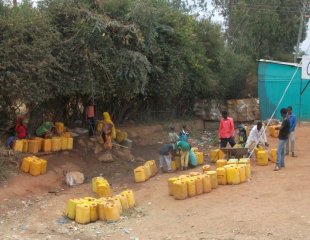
[86,101,95,137]
[285,106,297,157]
[168,127,179,144]
[175,141,191,171]
[218,111,236,148]
[179,125,189,142]
[159,144,174,173]
[274,108,290,171]
[102,112,116,150]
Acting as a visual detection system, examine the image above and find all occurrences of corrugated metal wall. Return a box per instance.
[258,61,310,121]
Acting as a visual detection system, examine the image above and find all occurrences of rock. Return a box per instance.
[98,153,113,162]
[94,144,103,154]
[65,172,85,186]
[113,148,134,162]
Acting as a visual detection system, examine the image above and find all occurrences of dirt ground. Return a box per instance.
[1,121,310,240]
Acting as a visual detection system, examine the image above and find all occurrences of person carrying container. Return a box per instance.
[175,141,191,171]
[102,112,116,150]
[159,144,174,173]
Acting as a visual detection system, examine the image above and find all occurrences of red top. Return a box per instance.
[15,124,27,139]
[87,105,95,118]
[218,117,235,139]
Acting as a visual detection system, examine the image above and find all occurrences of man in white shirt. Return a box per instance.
[245,122,269,149]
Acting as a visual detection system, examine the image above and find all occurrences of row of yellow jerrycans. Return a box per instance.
[209,149,226,163]
[171,150,204,171]
[268,125,280,138]
[254,148,277,166]
[13,136,73,153]
[134,160,158,183]
[92,177,112,198]
[20,156,47,176]
[65,190,135,224]
[168,171,217,200]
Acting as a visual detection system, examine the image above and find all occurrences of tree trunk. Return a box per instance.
[13,0,17,7]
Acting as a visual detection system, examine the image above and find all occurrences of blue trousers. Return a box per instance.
[276,139,287,167]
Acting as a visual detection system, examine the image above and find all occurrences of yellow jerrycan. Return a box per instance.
[34,137,43,151]
[216,167,227,185]
[92,176,108,193]
[174,156,181,170]
[89,202,98,222]
[117,194,129,210]
[75,203,90,224]
[191,147,199,152]
[195,176,204,195]
[39,159,47,174]
[186,178,196,197]
[105,203,120,222]
[29,159,42,176]
[227,158,238,165]
[111,196,123,214]
[66,199,81,220]
[146,160,157,176]
[67,137,73,150]
[43,139,52,152]
[134,166,146,183]
[206,171,218,189]
[189,171,201,176]
[168,177,178,196]
[225,165,240,185]
[97,182,112,198]
[195,152,204,165]
[13,140,23,152]
[173,180,188,200]
[122,189,135,208]
[143,163,152,180]
[271,149,277,163]
[210,149,219,163]
[202,165,211,173]
[21,157,33,173]
[60,136,68,150]
[202,174,212,193]
[97,200,107,221]
[218,150,225,159]
[216,159,228,168]
[22,139,29,153]
[171,160,177,172]
[237,165,246,183]
[28,140,39,154]
[257,150,268,166]
[239,158,251,179]
[51,137,61,152]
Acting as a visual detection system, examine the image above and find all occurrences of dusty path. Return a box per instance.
[0,124,310,240]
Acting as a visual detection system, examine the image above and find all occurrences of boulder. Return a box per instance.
[65,171,84,186]
[98,153,114,162]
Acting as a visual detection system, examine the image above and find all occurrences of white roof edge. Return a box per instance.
[258,59,300,67]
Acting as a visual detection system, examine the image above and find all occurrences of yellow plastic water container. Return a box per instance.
[238,165,246,183]
[112,196,123,214]
[202,174,212,193]
[97,182,112,198]
[39,159,47,174]
[271,149,277,163]
[168,177,178,196]
[239,158,251,179]
[13,140,23,152]
[219,150,225,159]
[122,189,135,208]
[216,159,228,168]
[216,167,227,185]
[92,177,106,193]
[173,180,188,200]
[195,176,203,195]
[210,149,219,163]
[143,163,152,180]
[146,160,157,176]
[195,152,204,165]
[206,171,218,189]
[29,159,42,176]
[60,137,68,150]
[171,161,176,172]
[227,158,239,165]
[89,202,98,222]
[173,156,181,170]
[97,200,107,221]
[189,171,201,176]
[67,137,73,150]
[43,139,52,152]
[34,137,43,151]
[55,122,65,135]
[22,139,29,153]
[28,140,39,154]
[117,194,129,210]
[66,199,81,220]
[225,165,240,185]
[187,178,196,197]
[268,126,275,137]
[21,157,33,173]
[178,174,190,179]
[202,165,211,173]
[75,203,90,224]
[51,137,61,152]
[239,158,250,164]
[104,203,120,222]
[257,150,268,166]
[134,166,146,183]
